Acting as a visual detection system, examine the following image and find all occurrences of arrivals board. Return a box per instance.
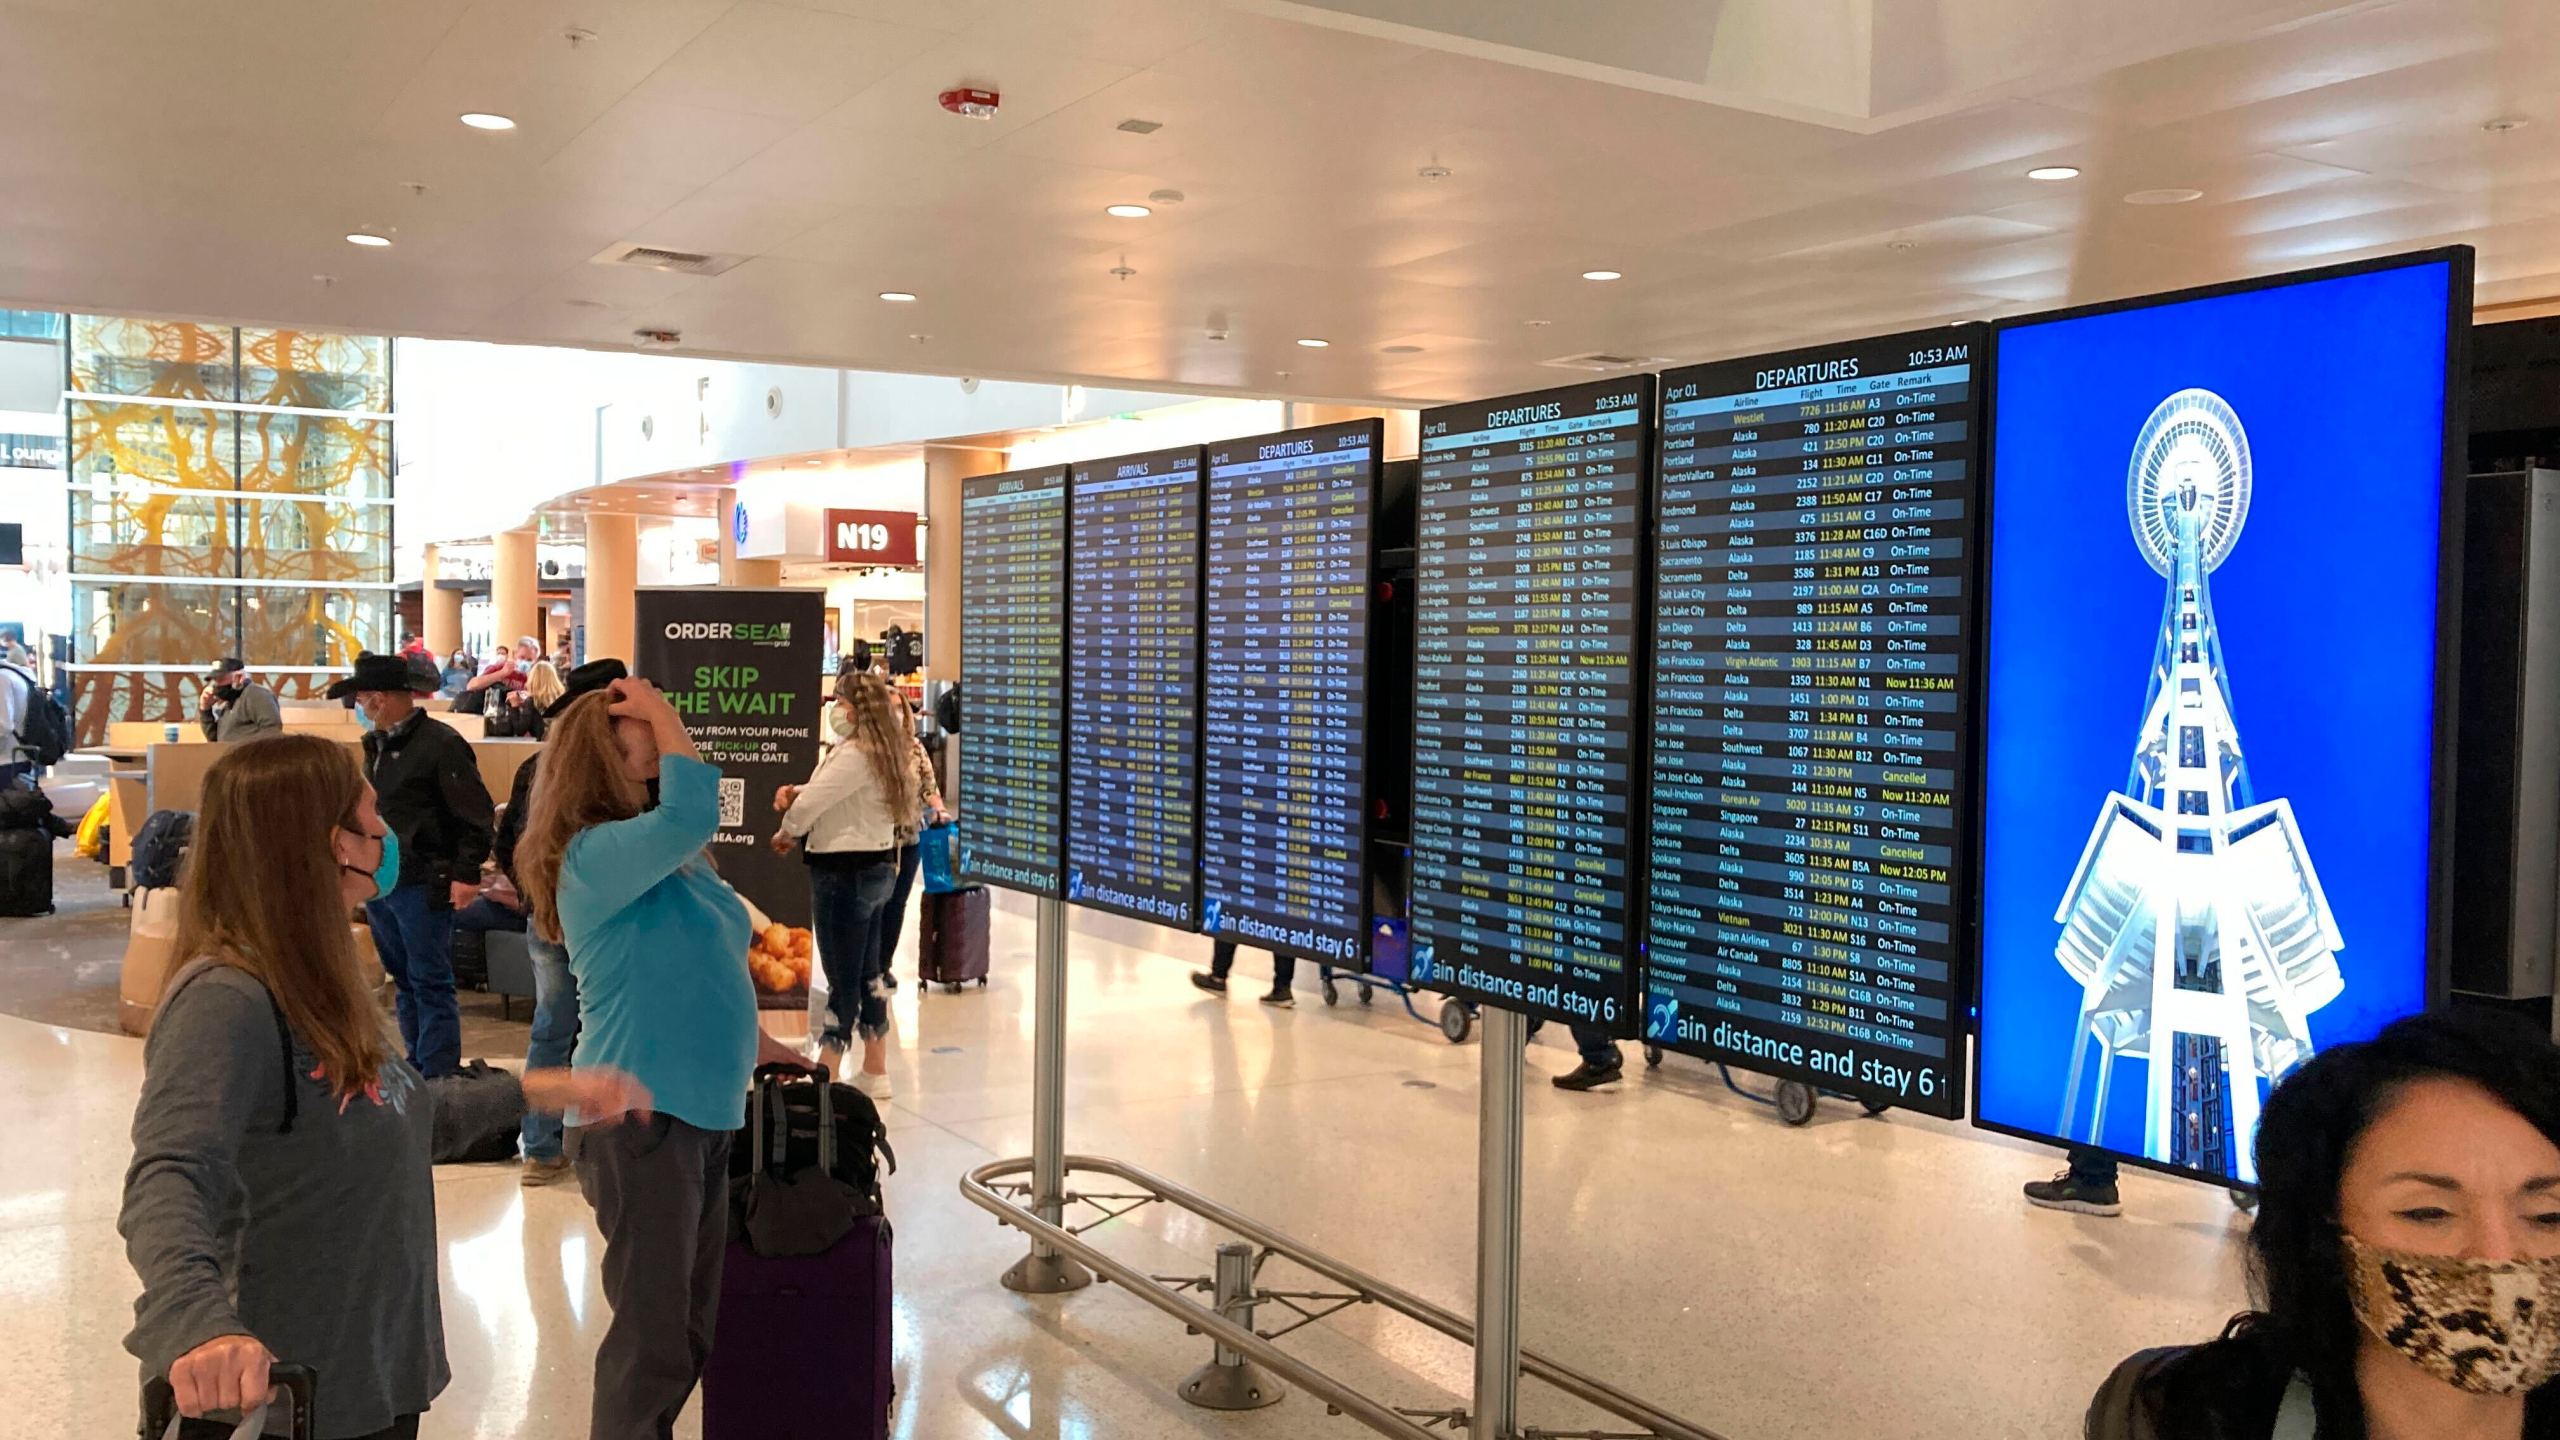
[1641,326,1987,1118]
[957,466,1069,896]
[1199,420,1378,965]
[1409,377,1653,1032]
[1065,446,1203,927]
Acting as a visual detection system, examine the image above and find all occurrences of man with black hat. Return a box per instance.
[197,658,282,743]
[329,651,493,1079]
[492,656,626,1184]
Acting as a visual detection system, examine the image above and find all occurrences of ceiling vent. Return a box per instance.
[591,242,744,277]
[1540,351,1674,372]
[1116,117,1164,134]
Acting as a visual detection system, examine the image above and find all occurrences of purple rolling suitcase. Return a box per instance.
[702,1218,894,1439]
[917,885,990,992]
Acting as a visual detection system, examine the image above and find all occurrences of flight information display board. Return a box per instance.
[1409,377,1653,1032]
[1199,420,1377,965]
[1641,326,1987,1118]
[957,466,1068,896]
[1065,446,1203,927]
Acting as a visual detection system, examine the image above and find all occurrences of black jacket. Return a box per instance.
[361,709,493,897]
[493,751,539,889]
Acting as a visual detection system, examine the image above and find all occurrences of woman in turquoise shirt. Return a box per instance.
[517,676,807,1440]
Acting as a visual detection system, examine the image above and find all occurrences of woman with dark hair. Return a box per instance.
[2088,1008,2560,1440]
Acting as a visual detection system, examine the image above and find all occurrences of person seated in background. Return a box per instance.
[439,649,474,698]
[197,658,282,743]
[461,637,540,709]
[2085,1008,2560,1440]
[486,660,564,740]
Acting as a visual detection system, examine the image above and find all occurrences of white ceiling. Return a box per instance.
[3,0,2558,405]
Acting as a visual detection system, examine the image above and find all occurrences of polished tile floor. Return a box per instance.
[9,892,2251,1439]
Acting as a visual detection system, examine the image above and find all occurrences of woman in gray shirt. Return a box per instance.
[119,733,644,1438]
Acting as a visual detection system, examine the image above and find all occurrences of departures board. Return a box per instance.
[1199,420,1377,965]
[1641,326,1988,1118]
[1410,377,1653,1032]
[1065,446,1203,927]
[957,466,1070,897]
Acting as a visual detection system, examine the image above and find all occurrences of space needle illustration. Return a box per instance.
[2048,389,2345,1183]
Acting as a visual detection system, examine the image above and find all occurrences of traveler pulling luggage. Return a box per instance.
[704,1065,897,1440]
[0,784,69,916]
[915,821,989,992]
[143,1361,318,1439]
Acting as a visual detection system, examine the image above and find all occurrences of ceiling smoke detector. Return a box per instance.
[1117,117,1163,134]
[633,327,682,349]
[1418,163,1452,181]
[939,87,1000,119]
[1541,350,1674,373]
[1110,258,1137,281]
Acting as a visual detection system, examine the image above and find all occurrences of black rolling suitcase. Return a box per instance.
[917,886,989,992]
[0,786,68,916]
[143,1363,317,1438]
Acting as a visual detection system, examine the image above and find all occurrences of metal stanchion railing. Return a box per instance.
[998,895,1093,1294]
[1473,1006,1527,1440]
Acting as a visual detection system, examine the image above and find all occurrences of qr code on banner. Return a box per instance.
[718,778,745,827]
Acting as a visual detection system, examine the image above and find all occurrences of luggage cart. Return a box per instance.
[1320,918,1541,1046]
[1640,1043,1891,1127]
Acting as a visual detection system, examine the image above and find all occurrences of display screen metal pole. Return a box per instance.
[1002,895,1094,1293]
[1472,1006,1526,1440]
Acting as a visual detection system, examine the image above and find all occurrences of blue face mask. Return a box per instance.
[343,825,399,900]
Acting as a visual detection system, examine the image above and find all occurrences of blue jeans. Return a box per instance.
[366,881,461,1079]
[520,936,579,1160]
[810,855,897,1048]
[875,843,921,983]
[1568,1020,1620,1070]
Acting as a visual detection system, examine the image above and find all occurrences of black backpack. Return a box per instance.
[728,1065,896,1257]
[1,665,69,767]
[130,809,195,890]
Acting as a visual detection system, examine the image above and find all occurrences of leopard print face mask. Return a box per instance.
[2344,1233,2560,1394]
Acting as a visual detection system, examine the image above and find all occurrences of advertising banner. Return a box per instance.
[634,585,829,1008]
[1975,251,2465,1185]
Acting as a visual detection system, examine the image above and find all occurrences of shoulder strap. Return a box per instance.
[2272,1375,2314,1440]
[162,961,299,1136]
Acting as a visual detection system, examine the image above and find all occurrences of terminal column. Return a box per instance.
[582,512,637,665]
[490,526,543,653]
[420,543,462,660]
[924,445,1006,678]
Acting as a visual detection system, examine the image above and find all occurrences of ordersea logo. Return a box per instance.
[661,620,793,648]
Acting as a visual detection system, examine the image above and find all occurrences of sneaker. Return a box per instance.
[1190,972,1229,995]
[1552,1060,1624,1093]
[1259,987,1295,1009]
[2023,1169,2123,1217]
[520,1155,573,1188]
[854,1069,893,1102]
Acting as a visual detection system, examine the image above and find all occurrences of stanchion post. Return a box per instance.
[1178,1240,1287,1410]
[1472,1006,1525,1440]
[1002,895,1094,1293]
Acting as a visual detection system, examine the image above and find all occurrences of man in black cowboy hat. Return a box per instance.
[491,657,626,1184]
[329,651,493,1079]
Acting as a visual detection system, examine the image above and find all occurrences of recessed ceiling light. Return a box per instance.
[878,291,917,302]
[345,232,392,248]
[1295,337,1330,348]
[1522,318,1552,327]
[1417,164,1452,182]
[1886,239,1918,251]
[2026,165,2081,181]
[805,459,823,467]
[1581,269,1623,281]
[2124,187,2204,205]
[1105,203,1152,218]
[459,112,517,131]
[2484,116,2531,134]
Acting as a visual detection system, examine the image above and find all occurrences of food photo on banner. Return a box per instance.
[633,586,829,1008]
[1974,251,2463,1186]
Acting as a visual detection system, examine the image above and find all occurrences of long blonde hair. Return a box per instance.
[524,660,566,711]
[516,691,649,942]
[838,672,921,834]
[174,733,392,1101]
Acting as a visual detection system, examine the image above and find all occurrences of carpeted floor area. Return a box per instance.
[0,839,536,1057]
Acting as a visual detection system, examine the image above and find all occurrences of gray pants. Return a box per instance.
[573,1115,732,1440]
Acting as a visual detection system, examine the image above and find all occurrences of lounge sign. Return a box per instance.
[822,508,919,566]
[1,433,64,469]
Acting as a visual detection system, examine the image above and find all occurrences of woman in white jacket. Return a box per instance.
[770,672,918,1097]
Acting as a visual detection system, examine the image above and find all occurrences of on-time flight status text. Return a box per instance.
[958,467,1068,897]
[1200,422,1376,963]
[1066,447,1202,927]
[1410,377,1653,1032]
[1642,328,1987,1117]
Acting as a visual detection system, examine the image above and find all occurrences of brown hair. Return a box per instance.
[835,672,921,834]
[174,733,391,1102]
[516,690,649,942]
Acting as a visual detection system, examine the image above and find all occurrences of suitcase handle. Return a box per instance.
[144,1363,316,1440]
